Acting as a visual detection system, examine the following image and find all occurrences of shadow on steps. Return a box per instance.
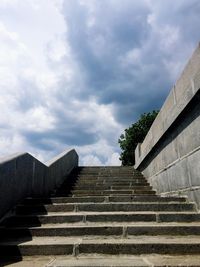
[0,169,79,265]
[54,167,81,197]
[0,201,52,265]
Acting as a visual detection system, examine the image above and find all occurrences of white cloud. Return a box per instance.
[82,154,102,166]
[0,0,200,166]
[106,152,121,166]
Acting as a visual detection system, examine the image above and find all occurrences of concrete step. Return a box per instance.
[76,179,145,182]
[77,175,146,182]
[22,196,187,205]
[67,203,196,212]
[3,254,200,267]
[71,190,156,196]
[78,170,135,174]
[73,186,152,191]
[79,166,138,170]
[77,170,142,174]
[11,254,200,267]
[6,211,200,226]
[4,213,158,226]
[72,193,157,197]
[77,172,140,175]
[1,236,200,256]
[3,223,200,238]
[77,180,147,185]
[75,179,149,186]
[77,237,200,255]
[77,176,147,182]
[2,164,199,263]
[75,180,147,186]
[15,202,196,214]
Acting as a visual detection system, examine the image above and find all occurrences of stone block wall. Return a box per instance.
[135,43,200,207]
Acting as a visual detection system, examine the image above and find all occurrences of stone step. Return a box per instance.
[78,177,143,181]
[6,211,200,226]
[18,254,200,267]
[15,202,196,214]
[77,176,144,180]
[78,170,135,174]
[3,254,200,267]
[2,164,200,264]
[76,181,148,186]
[73,186,152,191]
[4,213,158,226]
[76,179,147,184]
[3,223,200,238]
[78,170,136,174]
[71,190,156,196]
[78,172,135,176]
[78,173,142,176]
[78,168,134,171]
[72,193,157,197]
[1,236,200,257]
[78,173,136,176]
[22,196,187,205]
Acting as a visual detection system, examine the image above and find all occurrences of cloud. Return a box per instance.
[62,0,200,123]
[0,0,200,165]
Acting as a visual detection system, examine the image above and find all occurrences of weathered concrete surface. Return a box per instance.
[1,167,200,265]
[135,43,200,208]
[0,149,78,219]
[1,256,53,267]
[3,254,200,267]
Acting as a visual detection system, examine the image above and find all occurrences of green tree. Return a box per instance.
[118,110,159,166]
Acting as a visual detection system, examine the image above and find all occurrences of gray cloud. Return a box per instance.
[0,0,200,165]
[61,0,200,127]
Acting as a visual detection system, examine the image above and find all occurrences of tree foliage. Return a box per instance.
[118,110,159,166]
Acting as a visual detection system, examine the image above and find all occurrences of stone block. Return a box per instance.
[149,171,170,194]
[186,149,200,187]
[166,158,191,191]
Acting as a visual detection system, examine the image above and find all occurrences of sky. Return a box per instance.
[0,0,200,166]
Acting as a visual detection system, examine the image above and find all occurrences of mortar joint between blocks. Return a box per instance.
[156,213,161,223]
[74,204,78,212]
[105,196,109,203]
[83,215,86,223]
[123,226,127,237]
[73,244,79,257]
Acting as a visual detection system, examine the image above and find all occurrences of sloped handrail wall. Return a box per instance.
[0,149,78,219]
[135,43,200,207]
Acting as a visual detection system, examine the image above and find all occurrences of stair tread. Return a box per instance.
[20,254,200,267]
[2,235,200,245]
[3,255,200,267]
[7,222,200,228]
[17,201,192,206]
[25,196,186,201]
[2,166,200,259]
[14,211,198,216]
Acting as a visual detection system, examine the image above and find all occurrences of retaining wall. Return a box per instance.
[0,149,78,219]
[135,43,200,207]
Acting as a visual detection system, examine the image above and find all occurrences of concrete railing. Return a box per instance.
[0,149,78,219]
[135,43,200,207]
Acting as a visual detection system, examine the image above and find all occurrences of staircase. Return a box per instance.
[1,166,200,266]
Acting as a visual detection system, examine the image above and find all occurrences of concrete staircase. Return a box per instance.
[1,166,200,266]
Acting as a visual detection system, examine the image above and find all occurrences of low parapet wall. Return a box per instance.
[0,149,78,219]
[135,43,200,207]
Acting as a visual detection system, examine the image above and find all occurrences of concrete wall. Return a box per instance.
[0,149,78,219]
[135,43,200,207]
